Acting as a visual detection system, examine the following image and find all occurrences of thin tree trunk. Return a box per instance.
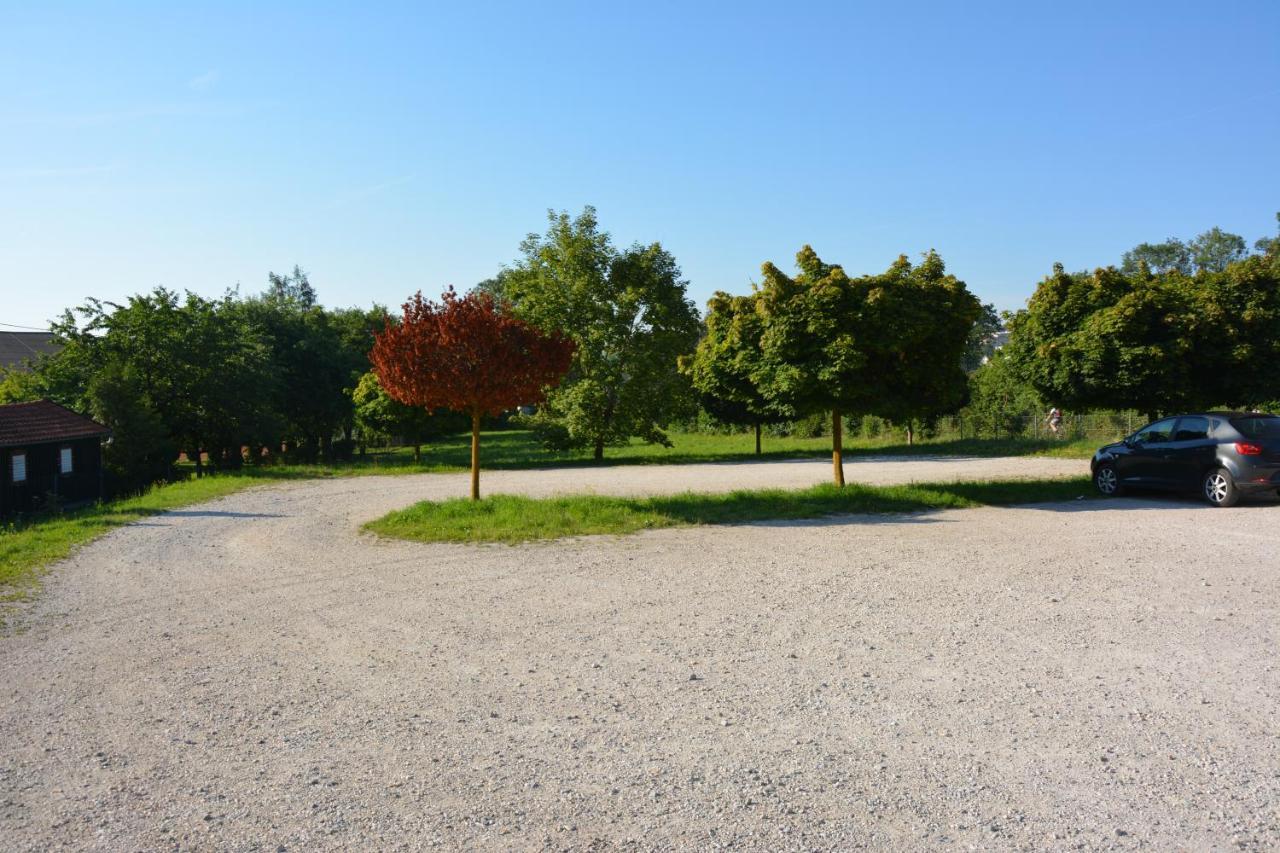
[413,444,421,464]
[754,421,762,455]
[470,413,481,500]
[832,410,845,487]
[593,437,605,462]
[906,422,914,446]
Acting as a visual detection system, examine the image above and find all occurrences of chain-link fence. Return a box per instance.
[846,410,1147,444]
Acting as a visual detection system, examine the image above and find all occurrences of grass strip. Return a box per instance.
[0,476,261,605]
[212,431,1098,480]
[365,476,1095,545]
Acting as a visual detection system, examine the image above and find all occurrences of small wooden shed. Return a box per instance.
[0,400,111,516]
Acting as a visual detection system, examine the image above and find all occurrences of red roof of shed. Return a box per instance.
[0,400,111,448]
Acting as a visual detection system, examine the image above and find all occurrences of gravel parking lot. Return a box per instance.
[2,455,1279,850]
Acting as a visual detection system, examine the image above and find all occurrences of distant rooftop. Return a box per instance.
[0,400,110,448]
[0,331,60,373]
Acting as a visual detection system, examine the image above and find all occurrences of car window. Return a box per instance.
[1134,418,1176,444]
[1231,416,1280,440]
[1173,416,1209,442]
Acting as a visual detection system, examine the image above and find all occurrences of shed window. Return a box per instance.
[12,453,26,483]
[60,447,73,474]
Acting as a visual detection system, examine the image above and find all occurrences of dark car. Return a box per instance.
[1091,412,1280,507]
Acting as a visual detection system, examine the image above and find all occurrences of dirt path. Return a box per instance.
[4,455,1279,850]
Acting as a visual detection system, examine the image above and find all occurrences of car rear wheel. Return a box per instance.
[1094,463,1123,497]
[1202,468,1240,507]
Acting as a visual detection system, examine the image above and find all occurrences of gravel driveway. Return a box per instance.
[3,454,1279,850]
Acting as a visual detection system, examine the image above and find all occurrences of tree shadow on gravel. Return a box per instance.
[161,510,286,519]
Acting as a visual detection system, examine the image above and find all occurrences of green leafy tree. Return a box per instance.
[500,207,702,460]
[0,365,51,405]
[350,370,465,462]
[1004,263,1204,420]
[86,360,178,492]
[47,289,273,476]
[1195,252,1280,408]
[753,247,980,478]
[267,265,318,308]
[1121,225,1255,275]
[753,246,872,485]
[681,291,784,454]
[233,274,382,462]
[1120,239,1191,276]
[1255,212,1279,256]
[861,252,982,443]
[1188,226,1247,273]
[963,351,1042,437]
[962,302,1003,372]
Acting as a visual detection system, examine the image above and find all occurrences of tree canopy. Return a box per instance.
[680,291,783,453]
[350,370,466,463]
[752,246,979,482]
[1004,251,1280,418]
[0,274,387,493]
[370,288,574,498]
[495,207,702,460]
[856,252,982,439]
[1119,221,1274,276]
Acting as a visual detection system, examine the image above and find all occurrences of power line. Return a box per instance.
[0,321,50,331]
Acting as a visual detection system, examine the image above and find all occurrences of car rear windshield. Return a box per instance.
[1231,416,1280,439]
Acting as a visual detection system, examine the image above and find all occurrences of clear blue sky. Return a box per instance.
[3,1,1278,327]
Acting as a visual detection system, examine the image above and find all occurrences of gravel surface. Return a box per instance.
[3,454,1279,851]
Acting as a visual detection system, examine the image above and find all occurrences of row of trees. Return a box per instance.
[0,269,387,493]
[1005,217,1280,420]
[681,247,980,484]
[14,205,1269,502]
[2,206,993,497]
[359,210,985,493]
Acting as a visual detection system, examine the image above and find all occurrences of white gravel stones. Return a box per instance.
[3,455,1279,850]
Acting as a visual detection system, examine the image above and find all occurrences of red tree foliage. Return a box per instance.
[370,288,574,498]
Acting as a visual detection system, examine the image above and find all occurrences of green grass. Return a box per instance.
[226,429,1099,480]
[0,475,262,606]
[364,476,1095,544]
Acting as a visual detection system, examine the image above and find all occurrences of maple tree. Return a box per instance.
[370,288,575,499]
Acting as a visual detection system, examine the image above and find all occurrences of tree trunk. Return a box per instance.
[413,444,421,464]
[470,413,481,500]
[832,410,845,487]
[193,445,204,479]
[754,421,762,455]
[593,437,605,462]
[906,422,914,446]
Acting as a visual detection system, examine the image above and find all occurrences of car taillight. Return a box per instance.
[1235,442,1263,456]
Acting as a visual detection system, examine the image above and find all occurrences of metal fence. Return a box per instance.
[847,410,1147,444]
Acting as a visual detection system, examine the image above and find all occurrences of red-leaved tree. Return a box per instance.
[370,288,575,499]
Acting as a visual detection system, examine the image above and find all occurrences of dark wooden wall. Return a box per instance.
[1,437,103,517]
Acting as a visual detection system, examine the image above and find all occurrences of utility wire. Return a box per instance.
[0,321,50,331]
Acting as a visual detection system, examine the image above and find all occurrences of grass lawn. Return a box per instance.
[235,429,1099,480]
[365,476,1095,544]
[0,475,263,608]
